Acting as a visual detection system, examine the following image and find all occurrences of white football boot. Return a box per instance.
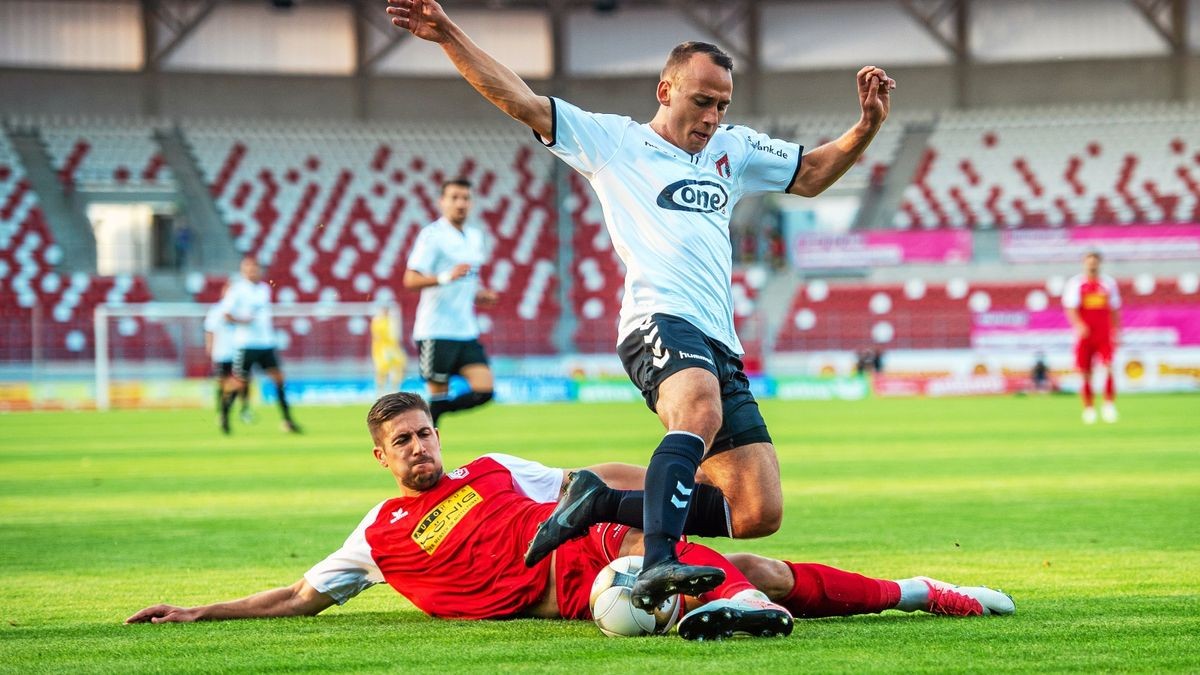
[914,576,1015,616]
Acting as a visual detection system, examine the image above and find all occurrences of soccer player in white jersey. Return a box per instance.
[204,282,252,424]
[403,178,499,426]
[218,256,300,434]
[386,0,895,610]
[126,393,1015,639]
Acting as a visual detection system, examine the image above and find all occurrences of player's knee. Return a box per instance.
[726,553,792,598]
[730,500,782,538]
[685,401,723,445]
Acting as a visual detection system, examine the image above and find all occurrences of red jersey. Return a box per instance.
[304,454,563,619]
[1062,274,1120,343]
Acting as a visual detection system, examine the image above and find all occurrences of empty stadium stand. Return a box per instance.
[0,129,156,363]
[894,103,1200,229]
[776,274,1200,352]
[183,121,560,355]
[36,117,174,191]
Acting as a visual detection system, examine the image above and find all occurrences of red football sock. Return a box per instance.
[1081,374,1094,407]
[1104,371,1115,401]
[780,562,900,618]
[675,541,755,601]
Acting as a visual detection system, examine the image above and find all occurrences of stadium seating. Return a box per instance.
[771,113,904,193]
[0,131,155,363]
[36,117,174,191]
[183,121,560,355]
[894,102,1200,229]
[776,274,1200,352]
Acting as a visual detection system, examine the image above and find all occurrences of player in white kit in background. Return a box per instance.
[204,282,252,425]
[217,256,301,435]
[403,178,499,426]
[387,0,894,614]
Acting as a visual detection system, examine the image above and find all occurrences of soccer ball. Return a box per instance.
[589,555,684,637]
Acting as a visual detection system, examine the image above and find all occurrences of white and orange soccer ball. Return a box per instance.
[589,555,684,637]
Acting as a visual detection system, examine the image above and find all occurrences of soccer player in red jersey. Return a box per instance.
[1062,252,1122,424]
[126,393,1013,639]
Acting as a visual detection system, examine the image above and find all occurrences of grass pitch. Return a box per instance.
[1,394,1198,672]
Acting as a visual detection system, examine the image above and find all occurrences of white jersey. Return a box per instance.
[406,218,489,341]
[203,304,236,363]
[541,97,802,354]
[218,277,276,349]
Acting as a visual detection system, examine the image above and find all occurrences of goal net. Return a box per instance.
[93,301,381,410]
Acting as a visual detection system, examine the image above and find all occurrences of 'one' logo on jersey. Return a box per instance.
[656,179,729,214]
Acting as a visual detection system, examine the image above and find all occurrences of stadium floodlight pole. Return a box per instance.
[95,304,110,411]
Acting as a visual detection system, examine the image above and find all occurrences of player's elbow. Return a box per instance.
[509,95,553,141]
[788,164,829,198]
[789,182,824,198]
[401,272,423,290]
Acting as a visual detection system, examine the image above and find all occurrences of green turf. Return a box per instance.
[2,394,1198,672]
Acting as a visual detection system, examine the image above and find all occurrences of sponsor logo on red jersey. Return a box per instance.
[411,485,482,555]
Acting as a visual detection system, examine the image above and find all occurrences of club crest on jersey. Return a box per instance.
[714,153,731,179]
[656,179,729,214]
[448,467,469,480]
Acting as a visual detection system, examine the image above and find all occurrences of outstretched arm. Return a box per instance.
[387,0,552,138]
[125,579,335,624]
[788,66,896,198]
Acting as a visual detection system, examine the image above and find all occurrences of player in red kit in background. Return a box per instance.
[1062,252,1122,424]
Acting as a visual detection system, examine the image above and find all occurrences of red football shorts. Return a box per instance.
[553,522,631,620]
[1075,338,1114,371]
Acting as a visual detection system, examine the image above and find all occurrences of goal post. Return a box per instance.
[93,301,380,411]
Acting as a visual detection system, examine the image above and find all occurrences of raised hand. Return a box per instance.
[386,0,453,43]
[857,66,896,128]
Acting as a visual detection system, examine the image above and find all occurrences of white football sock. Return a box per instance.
[894,578,930,612]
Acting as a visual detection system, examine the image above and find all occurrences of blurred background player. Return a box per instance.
[1063,251,1122,424]
[403,178,499,426]
[370,299,407,394]
[204,282,252,424]
[219,256,301,434]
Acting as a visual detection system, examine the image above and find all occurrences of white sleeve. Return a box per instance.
[405,227,439,276]
[1104,275,1122,309]
[735,126,803,194]
[538,98,630,178]
[303,503,385,605]
[485,453,565,503]
[203,307,220,333]
[1062,276,1082,309]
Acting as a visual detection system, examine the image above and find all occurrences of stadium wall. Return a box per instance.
[2,55,1198,121]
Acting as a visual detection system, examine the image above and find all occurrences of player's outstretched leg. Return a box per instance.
[524,471,734,567]
[728,556,1014,620]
